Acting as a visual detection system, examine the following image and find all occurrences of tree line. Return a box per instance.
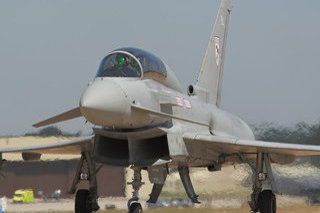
[25,126,82,137]
[252,122,320,167]
[252,122,320,145]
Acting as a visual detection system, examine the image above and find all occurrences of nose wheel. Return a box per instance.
[128,202,143,213]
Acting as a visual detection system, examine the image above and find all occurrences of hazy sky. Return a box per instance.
[0,0,320,135]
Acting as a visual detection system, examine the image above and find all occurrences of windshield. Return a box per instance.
[14,194,23,197]
[116,48,167,79]
[96,53,141,78]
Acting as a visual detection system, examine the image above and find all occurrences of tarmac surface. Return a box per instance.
[3,195,309,212]
[2,137,320,212]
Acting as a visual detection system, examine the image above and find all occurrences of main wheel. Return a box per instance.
[258,190,276,213]
[75,189,91,213]
[129,202,143,213]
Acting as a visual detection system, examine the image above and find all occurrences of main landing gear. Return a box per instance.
[248,152,277,213]
[127,167,144,213]
[70,152,100,213]
[0,153,6,178]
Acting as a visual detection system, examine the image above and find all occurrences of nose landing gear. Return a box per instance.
[127,167,144,213]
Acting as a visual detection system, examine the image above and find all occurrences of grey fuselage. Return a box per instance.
[79,51,254,167]
[82,77,254,139]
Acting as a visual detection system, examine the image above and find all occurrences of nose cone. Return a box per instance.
[80,79,130,127]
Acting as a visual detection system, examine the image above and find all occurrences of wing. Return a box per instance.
[33,107,82,128]
[0,136,93,155]
[183,132,320,157]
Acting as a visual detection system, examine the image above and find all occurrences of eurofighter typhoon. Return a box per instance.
[1,0,320,212]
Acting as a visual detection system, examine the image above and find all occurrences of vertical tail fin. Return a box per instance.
[196,0,232,107]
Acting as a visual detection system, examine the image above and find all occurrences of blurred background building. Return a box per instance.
[0,136,125,198]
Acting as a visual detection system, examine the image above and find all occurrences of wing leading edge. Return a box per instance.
[0,136,93,155]
[33,107,82,128]
[183,132,320,157]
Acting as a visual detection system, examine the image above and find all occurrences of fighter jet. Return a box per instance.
[1,0,320,212]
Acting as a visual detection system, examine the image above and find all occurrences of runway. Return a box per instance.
[3,195,316,212]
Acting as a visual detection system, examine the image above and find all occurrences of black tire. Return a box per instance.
[258,190,276,213]
[75,189,91,213]
[129,202,143,213]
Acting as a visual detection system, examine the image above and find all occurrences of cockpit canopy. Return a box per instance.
[96,47,167,80]
[96,52,141,78]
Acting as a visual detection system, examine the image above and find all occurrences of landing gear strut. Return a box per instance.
[249,152,277,213]
[70,152,100,213]
[127,167,144,213]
